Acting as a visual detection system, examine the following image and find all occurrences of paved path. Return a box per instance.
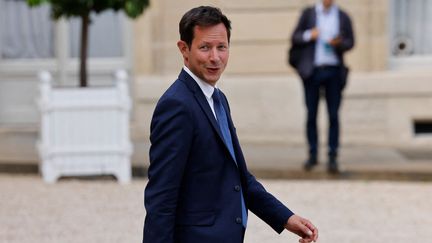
[1,175,431,243]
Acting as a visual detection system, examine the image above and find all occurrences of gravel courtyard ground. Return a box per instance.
[0,175,431,243]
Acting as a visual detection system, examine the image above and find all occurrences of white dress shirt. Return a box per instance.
[303,2,340,66]
[183,66,217,118]
[315,2,340,66]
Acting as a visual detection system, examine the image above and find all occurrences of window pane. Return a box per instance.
[0,0,54,59]
[391,0,432,56]
[69,11,123,58]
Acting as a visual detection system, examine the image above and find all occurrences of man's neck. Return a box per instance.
[319,1,334,11]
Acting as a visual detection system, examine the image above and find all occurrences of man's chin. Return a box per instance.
[204,75,221,85]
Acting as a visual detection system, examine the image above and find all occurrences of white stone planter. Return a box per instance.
[37,70,133,184]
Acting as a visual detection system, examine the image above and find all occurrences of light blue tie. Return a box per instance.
[212,88,247,228]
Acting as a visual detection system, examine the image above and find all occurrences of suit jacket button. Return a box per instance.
[234,185,241,192]
[236,217,242,224]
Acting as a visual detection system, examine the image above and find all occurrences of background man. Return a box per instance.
[143,6,318,243]
[290,0,355,173]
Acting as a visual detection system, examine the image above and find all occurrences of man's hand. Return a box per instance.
[284,214,318,243]
[310,28,319,40]
[329,36,342,47]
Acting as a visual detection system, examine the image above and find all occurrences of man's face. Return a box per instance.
[323,0,334,8]
[178,23,229,86]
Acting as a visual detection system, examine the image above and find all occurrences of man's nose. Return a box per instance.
[209,48,220,62]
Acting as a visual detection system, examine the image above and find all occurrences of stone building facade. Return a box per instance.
[132,0,432,150]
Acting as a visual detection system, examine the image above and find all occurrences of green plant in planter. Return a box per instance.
[27,0,150,87]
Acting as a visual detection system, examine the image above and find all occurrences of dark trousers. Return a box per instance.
[303,66,343,158]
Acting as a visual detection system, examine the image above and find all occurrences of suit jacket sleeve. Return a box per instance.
[143,97,193,243]
[220,92,294,234]
[291,7,314,46]
[245,170,294,234]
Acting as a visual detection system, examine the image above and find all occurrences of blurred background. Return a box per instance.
[1,0,432,167]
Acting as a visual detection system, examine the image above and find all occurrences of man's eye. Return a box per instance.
[218,45,227,50]
[200,46,209,50]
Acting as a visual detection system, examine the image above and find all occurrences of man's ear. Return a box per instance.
[177,40,189,62]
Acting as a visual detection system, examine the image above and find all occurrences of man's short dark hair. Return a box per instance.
[179,6,231,47]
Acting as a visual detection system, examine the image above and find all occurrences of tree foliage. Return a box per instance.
[27,0,149,19]
[27,0,150,87]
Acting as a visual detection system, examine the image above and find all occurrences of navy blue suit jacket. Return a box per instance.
[290,5,355,81]
[143,69,293,243]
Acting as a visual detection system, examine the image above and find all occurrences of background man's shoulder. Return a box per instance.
[301,5,315,15]
[338,6,353,20]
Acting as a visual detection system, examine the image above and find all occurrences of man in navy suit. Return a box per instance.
[143,6,318,243]
[290,0,355,173]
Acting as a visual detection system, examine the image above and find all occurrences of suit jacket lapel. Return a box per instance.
[178,70,226,145]
[219,90,248,168]
[307,6,316,29]
[311,7,317,27]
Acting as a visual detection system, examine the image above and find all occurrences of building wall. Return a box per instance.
[130,0,432,157]
[133,0,389,76]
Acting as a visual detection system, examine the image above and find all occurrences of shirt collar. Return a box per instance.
[183,66,215,99]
